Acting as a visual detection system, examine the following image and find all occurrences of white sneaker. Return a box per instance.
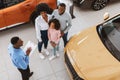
[56,51,60,57]
[44,49,49,55]
[49,55,56,61]
[39,53,45,59]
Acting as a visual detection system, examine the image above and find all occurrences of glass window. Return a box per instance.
[0,0,24,9]
[97,15,120,61]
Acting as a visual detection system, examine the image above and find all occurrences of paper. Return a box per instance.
[23,41,37,56]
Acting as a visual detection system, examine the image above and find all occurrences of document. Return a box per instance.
[23,41,37,56]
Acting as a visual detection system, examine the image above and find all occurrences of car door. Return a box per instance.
[3,0,25,27]
[19,0,37,22]
[0,10,6,29]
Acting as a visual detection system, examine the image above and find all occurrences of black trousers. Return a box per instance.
[62,32,68,47]
[38,30,48,52]
[18,66,30,80]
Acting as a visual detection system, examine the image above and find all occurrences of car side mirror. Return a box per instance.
[103,12,110,21]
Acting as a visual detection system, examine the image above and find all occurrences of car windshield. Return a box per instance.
[97,14,120,61]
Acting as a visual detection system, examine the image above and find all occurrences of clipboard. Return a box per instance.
[23,41,37,56]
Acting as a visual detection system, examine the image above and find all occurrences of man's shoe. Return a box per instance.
[29,72,33,77]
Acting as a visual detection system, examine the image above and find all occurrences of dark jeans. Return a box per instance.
[18,66,30,80]
[62,32,68,47]
[38,30,48,52]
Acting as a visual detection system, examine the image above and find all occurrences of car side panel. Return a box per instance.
[3,5,25,27]
[0,0,57,29]
[0,10,6,28]
[19,0,37,22]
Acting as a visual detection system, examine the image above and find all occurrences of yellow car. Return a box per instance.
[64,14,120,80]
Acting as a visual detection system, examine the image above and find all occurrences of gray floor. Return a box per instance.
[0,0,120,80]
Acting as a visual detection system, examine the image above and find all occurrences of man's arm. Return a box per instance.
[63,13,72,33]
[17,56,29,70]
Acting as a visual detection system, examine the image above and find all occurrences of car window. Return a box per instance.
[97,15,120,61]
[0,0,24,9]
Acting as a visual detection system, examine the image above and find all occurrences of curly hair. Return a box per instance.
[49,19,61,30]
[11,36,19,45]
[36,3,53,14]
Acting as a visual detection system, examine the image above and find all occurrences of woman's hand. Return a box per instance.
[50,41,56,47]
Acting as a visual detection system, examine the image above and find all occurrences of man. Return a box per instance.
[57,0,75,19]
[8,36,33,80]
[51,3,72,47]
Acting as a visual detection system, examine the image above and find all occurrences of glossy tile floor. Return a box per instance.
[0,0,120,80]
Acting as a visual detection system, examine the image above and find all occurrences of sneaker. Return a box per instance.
[49,55,56,61]
[44,49,49,55]
[29,72,33,77]
[56,51,60,57]
[39,53,45,59]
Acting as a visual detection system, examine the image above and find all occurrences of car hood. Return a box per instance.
[65,26,120,80]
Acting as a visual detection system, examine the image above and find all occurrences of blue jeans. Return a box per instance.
[38,30,48,52]
[52,43,59,56]
[62,32,68,47]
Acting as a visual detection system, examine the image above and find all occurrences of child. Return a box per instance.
[48,19,61,60]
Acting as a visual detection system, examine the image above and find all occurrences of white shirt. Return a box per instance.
[35,14,51,42]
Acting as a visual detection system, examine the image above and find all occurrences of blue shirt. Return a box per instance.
[8,44,29,70]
